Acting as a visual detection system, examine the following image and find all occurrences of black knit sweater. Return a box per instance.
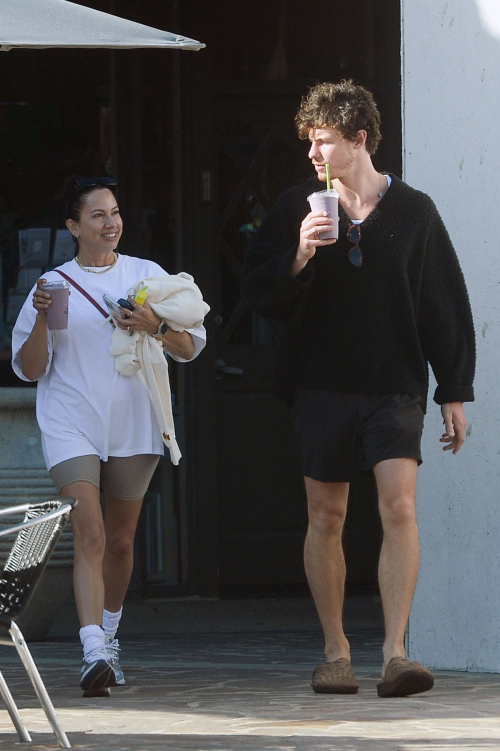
[241,175,475,409]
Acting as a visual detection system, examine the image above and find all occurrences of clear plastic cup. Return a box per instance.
[43,280,70,330]
[307,189,339,239]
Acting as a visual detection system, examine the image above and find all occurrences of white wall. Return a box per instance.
[403,0,500,671]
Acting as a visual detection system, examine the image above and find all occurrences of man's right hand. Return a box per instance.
[292,211,337,276]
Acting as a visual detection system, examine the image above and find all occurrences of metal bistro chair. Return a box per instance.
[0,498,77,749]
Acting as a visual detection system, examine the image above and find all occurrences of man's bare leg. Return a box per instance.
[373,458,420,678]
[304,477,351,662]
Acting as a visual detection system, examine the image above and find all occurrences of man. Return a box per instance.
[241,80,475,698]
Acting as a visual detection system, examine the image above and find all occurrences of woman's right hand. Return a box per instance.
[32,279,51,317]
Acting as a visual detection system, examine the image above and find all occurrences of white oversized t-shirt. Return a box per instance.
[12,254,206,470]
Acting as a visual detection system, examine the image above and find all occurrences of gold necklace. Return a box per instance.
[75,252,118,274]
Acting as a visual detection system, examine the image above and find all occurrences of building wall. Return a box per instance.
[403,0,500,671]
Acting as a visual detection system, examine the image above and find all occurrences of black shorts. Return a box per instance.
[292,390,424,483]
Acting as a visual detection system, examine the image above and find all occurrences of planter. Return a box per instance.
[0,388,74,641]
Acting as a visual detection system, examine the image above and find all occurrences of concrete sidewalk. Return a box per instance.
[1,596,499,750]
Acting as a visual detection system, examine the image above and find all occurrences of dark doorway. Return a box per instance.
[181,0,400,593]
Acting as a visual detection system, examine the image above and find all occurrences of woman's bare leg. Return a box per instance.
[60,481,105,627]
[102,496,144,612]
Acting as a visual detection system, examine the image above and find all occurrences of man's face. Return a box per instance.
[308,127,357,181]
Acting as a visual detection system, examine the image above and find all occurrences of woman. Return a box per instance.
[12,176,206,696]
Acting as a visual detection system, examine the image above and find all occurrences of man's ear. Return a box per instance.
[354,130,368,149]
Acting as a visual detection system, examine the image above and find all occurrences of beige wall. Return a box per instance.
[403,0,500,671]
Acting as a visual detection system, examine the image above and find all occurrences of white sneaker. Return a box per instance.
[106,637,125,685]
[80,647,116,696]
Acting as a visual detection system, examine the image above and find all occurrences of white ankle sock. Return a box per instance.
[102,607,123,641]
[79,624,106,661]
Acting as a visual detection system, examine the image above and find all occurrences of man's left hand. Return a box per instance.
[440,402,467,454]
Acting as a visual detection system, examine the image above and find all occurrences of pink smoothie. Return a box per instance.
[44,280,69,330]
[307,189,339,239]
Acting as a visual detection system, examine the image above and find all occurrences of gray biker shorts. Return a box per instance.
[49,454,160,500]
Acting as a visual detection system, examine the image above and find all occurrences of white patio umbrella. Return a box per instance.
[0,0,205,51]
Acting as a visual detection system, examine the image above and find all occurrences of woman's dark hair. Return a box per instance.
[56,174,118,223]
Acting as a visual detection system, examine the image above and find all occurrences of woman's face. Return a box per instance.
[67,188,123,254]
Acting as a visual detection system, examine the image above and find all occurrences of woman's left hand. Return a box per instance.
[114,298,161,336]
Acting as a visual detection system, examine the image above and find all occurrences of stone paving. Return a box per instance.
[0,599,499,749]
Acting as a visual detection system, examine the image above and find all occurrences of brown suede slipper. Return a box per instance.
[311,658,359,694]
[377,657,434,698]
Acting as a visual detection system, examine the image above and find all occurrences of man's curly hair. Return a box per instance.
[295,80,382,155]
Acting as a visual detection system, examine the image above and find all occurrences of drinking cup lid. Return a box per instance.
[43,280,70,290]
[307,188,339,200]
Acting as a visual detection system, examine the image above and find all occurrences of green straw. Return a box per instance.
[325,163,331,190]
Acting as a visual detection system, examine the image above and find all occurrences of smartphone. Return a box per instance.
[117,298,133,311]
[103,294,126,319]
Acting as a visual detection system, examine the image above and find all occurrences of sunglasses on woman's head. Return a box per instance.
[74,177,117,191]
[347,224,362,267]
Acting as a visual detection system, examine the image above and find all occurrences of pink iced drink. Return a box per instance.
[307,189,339,239]
[44,280,70,330]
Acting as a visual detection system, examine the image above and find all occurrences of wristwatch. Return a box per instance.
[153,320,169,339]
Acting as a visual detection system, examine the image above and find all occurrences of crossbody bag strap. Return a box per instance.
[55,269,110,319]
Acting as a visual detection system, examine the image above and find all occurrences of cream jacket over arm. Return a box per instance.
[109,273,210,464]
